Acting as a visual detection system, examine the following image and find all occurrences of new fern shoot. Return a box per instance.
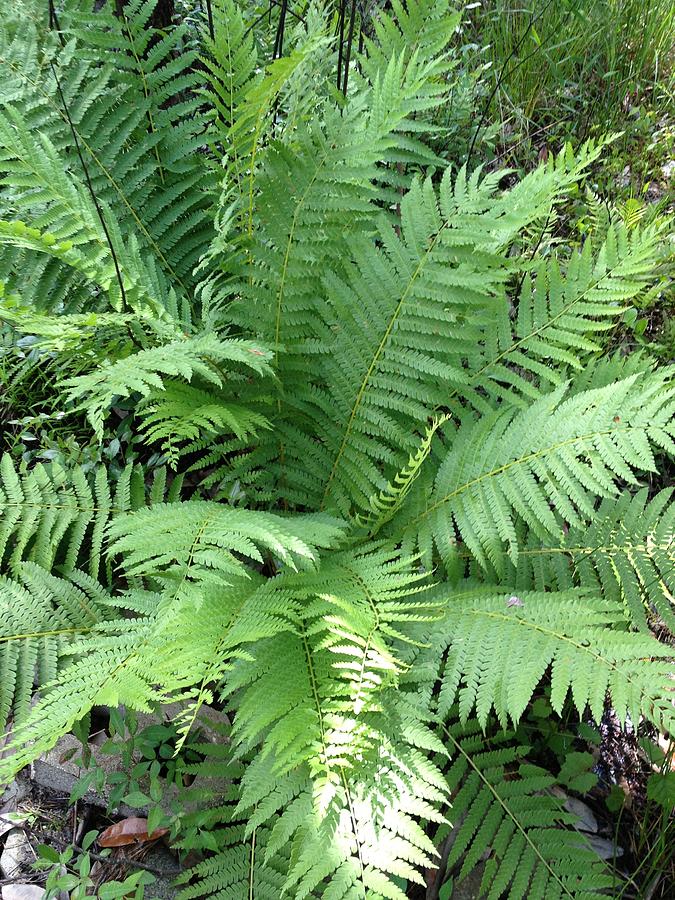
[0,0,673,897]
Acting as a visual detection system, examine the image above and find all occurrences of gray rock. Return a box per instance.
[30,735,138,816]
[31,736,107,807]
[0,776,31,811]
[142,843,181,900]
[0,812,28,840]
[564,796,599,834]
[31,706,228,822]
[583,833,623,861]
[0,828,32,878]
[2,885,46,900]
[146,877,178,900]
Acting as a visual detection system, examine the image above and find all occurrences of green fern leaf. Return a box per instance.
[422,585,675,730]
[402,372,675,570]
[63,334,272,439]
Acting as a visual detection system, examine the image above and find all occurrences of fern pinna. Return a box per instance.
[0,0,673,897]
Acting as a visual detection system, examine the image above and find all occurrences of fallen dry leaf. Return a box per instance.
[98,817,168,848]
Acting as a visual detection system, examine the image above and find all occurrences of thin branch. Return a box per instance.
[337,0,346,90]
[466,0,575,165]
[204,0,214,41]
[272,0,289,59]
[48,60,130,312]
[341,0,358,96]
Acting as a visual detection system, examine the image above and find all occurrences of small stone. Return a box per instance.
[661,160,675,182]
[0,829,32,878]
[618,165,631,189]
[31,735,103,806]
[0,812,28,840]
[0,776,31,810]
[2,886,46,900]
[583,833,623,860]
[565,796,599,833]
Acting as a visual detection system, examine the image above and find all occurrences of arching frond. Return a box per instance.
[496,488,675,633]
[260,144,607,514]
[108,499,346,588]
[400,372,675,571]
[418,585,675,731]
[63,334,273,439]
[0,453,178,580]
[0,564,111,729]
[465,220,670,410]
[434,715,615,900]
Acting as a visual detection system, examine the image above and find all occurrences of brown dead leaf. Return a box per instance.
[98,817,168,848]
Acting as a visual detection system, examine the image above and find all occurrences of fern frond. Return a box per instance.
[0,571,284,776]
[466,220,670,409]
[137,380,271,468]
[0,453,177,580]
[1,300,153,354]
[0,564,110,729]
[63,334,273,439]
[199,0,259,145]
[229,36,462,359]
[360,0,461,82]
[503,488,675,632]
[176,824,288,900]
[0,220,121,303]
[422,585,675,731]
[0,0,214,313]
[0,612,157,775]
[356,415,449,535]
[0,453,106,578]
[107,500,346,588]
[401,372,675,571]
[434,715,615,900]
[617,197,647,230]
[264,143,607,514]
[228,634,447,898]
[212,23,329,243]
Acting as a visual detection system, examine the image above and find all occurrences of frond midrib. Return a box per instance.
[414,422,653,526]
[320,221,449,508]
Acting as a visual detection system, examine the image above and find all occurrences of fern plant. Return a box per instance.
[0,0,674,897]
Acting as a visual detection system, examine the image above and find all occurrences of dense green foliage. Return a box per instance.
[0,1,673,897]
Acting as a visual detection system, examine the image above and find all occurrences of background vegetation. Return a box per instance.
[0,1,673,898]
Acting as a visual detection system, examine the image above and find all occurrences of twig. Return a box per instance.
[48,60,130,313]
[466,0,581,166]
[341,0,358,96]
[204,0,214,41]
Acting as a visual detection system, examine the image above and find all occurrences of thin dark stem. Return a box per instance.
[341,0,358,96]
[466,0,562,166]
[272,0,288,59]
[243,0,304,41]
[48,0,64,44]
[48,60,129,312]
[204,0,214,41]
[336,0,346,91]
